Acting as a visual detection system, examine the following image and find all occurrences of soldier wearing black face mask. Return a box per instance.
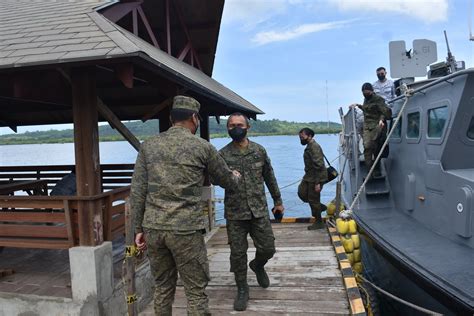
[217,112,284,312]
[373,66,395,102]
[298,127,328,230]
[350,83,392,178]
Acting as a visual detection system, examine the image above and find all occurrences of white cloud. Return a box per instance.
[251,20,352,45]
[328,0,448,23]
[222,0,288,29]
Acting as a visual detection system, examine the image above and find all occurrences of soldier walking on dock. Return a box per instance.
[218,112,284,311]
[131,96,240,316]
[298,128,328,230]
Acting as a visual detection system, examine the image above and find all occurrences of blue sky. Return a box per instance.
[1,0,474,135]
[214,0,474,122]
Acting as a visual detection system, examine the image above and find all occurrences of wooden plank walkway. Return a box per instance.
[140,223,350,315]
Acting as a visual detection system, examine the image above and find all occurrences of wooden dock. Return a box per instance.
[140,222,356,315]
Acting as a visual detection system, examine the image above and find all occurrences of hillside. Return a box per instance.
[0,119,341,145]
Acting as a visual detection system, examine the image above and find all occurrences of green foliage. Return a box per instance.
[0,119,341,145]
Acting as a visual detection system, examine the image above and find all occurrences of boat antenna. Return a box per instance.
[325,80,329,129]
[470,0,474,40]
[444,30,457,73]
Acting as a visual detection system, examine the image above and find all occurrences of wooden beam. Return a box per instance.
[137,6,160,48]
[100,1,143,23]
[115,63,134,89]
[132,8,138,35]
[71,68,103,246]
[178,42,191,61]
[0,120,17,132]
[141,96,173,122]
[97,98,141,152]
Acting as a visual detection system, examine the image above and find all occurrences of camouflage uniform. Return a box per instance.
[131,96,237,316]
[359,94,392,173]
[219,141,282,283]
[298,139,328,221]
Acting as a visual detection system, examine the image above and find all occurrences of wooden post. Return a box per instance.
[72,68,103,246]
[159,106,171,133]
[123,198,137,316]
[200,114,214,230]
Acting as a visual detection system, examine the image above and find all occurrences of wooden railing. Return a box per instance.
[0,164,135,192]
[0,186,130,249]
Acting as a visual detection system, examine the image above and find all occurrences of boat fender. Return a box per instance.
[353,249,361,262]
[342,236,355,253]
[336,218,349,234]
[351,234,360,249]
[348,219,357,234]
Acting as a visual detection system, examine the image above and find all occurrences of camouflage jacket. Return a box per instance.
[131,126,237,233]
[360,94,392,129]
[218,140,282,220]
[302,139,328,184]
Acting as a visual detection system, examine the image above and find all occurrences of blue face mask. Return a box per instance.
[228,127,247,141]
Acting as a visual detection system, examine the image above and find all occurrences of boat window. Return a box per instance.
[427,106,448,138]
[468,116,474,140]
[407,112,420,138]
[407,112,420,139]
[389,117,402,138]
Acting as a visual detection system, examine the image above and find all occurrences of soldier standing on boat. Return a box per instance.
[351,83,392,177]
[218,112,284,312]
[298,128,328,230]
[130,96,241,316]
[373,66,395,102]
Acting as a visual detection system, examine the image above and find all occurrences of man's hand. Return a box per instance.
[135,232,147,251]
[349,103,359,109]
[273,204,285,215]
[378,120,385,128]
[232,170,241,178]
[315,183,322,193]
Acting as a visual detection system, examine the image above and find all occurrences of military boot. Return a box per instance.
[233,279,249,311]
[249,259,270,288]
[307,220,325,230]
[308,204,326,230]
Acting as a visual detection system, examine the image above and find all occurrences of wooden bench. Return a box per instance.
[0,180,48,196]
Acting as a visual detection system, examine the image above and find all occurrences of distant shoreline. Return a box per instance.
[0,130,340,146]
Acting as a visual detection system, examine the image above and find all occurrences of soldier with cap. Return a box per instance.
[217,112,284,311]
[351,83,392,177]
[298,127,328,230]
[131,95,241,316]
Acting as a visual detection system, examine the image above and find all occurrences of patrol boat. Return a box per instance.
[339,36,474,315]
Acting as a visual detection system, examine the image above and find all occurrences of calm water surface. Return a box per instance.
[0,134,339,223]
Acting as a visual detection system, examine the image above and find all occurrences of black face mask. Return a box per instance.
[300,138,309,145]
[363,92,373,99]
[228,127,247,142]
[377,74,385,81]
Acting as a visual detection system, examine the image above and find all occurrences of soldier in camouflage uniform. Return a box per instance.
[218,113,284,311]
[351,82,392,177]
[131,96,240,316]
[298,128,328,230]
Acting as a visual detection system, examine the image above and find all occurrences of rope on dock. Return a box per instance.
[356,274,443,316]
[349,84,413,212]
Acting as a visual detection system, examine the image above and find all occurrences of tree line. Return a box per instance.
[0,119,341,145]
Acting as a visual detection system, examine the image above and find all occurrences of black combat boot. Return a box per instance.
[249,259,270,288]
[233,278,249,311]
[308,204,326,230]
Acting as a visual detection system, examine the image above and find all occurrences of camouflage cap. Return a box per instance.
[172,95,200,113]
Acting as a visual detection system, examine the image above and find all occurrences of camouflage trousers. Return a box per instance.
[298,180,325,220]
[226,216,275,282]
[363,126,385,173]
[145,228,211,316]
